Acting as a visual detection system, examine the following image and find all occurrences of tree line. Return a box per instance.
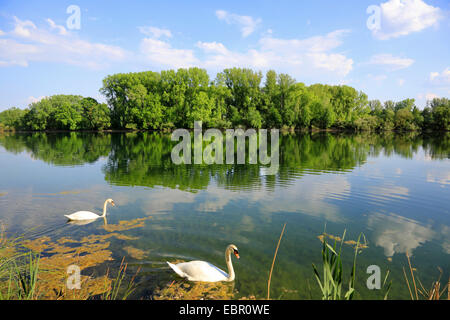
[0,67,449,131]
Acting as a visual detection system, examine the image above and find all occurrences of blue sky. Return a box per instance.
[0,0,449,111]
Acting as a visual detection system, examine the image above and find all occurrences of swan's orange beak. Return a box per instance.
[233,250,240,259]
[111,201,115,206]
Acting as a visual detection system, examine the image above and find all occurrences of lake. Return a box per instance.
[0,131,448,299]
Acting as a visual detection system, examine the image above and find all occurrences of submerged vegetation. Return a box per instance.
[0,218,149,300]
[0,68,449,132]
[153,277,236,300]
[1,220,448,300]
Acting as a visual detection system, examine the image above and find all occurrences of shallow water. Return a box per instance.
[0,131,449,299]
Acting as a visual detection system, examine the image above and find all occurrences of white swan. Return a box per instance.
[67,216,107,226]
[64,199,115,221]
[167,244,239,282]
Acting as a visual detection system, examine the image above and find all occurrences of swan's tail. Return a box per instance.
[64,215,72,220]
[167,261,187,279]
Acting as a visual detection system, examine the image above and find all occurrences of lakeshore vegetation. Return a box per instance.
[0,68,449,132]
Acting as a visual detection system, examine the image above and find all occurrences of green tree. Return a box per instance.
[3,67,447,132]
[81,98,111,130]
[395,108,415,131]
[218,67,263,127]
[0,107,26,129]
[429,98,450,131]
[394,98,415,112]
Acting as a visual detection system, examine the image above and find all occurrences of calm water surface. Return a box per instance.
[0,131,448,299]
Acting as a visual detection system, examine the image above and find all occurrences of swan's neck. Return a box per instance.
[225,249,235,281]
[102,201,108,217]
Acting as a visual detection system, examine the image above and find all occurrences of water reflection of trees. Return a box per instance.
[0,131,448,191]
[0,132,111,166]
[361,131,449,159]
[103,131,371,191]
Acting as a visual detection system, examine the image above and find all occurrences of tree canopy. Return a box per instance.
[1,68,449,132]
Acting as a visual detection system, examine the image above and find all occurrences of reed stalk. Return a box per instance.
[267,223,286,300]
[101,257,140,300]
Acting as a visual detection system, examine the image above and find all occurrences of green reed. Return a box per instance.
[311,230,366,300]
[101,257,140,300]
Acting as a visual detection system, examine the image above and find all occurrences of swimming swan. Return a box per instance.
[64,199,115,221]
[67,216,107,226]
[167,244,239,282]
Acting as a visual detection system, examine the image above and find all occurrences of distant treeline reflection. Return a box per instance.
[0,131,448,191]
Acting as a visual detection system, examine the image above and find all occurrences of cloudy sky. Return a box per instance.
[0,0,449,111]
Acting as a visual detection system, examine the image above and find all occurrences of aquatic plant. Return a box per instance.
[267,223,286,300]
[0,218,148,300]
[403,250,449,300]
[153,277,236,300]
[10,252,40,299]
[101,257,140,300]
[312,230,367,300]
[123,246,148,260]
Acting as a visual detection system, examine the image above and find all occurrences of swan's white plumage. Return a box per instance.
[65,211,101,220]
[167,244,239,282]
[167,261,228,282]
[64,199,115,221]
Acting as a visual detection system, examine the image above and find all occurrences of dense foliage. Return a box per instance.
[1,68,449,131]
[0,95,110,131]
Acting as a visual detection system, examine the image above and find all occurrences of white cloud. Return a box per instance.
[368,184,409,201]
[259,175,351,223]
[2,16,353,81]
[426,170,450,185]
[12,16,36,38]
[46,18,67,35]
[196,41,228,55]
[417,92,440,101]
[0,57,29,67]
[197,41,270,69]
[0,16,128,69]
[27,96,47,105]
[367,212,435,257]
[197,29,353,77]
[368,209,450,258]
[140,38,198,68]
[372,0,442,40]
[367,74,388,82]
[429,72,439,80]
[368,53,414,70]
[259,30,353,76]
[138,26,172,39]
[142,188,196,214]
[195,186,241,213]
[260,29,350,53]
[429,67,450,86]
[215,10,261,37]
[441,225,450,254]
[425,93,439,100]
[135,24,352,77]
[143,28,352,78]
